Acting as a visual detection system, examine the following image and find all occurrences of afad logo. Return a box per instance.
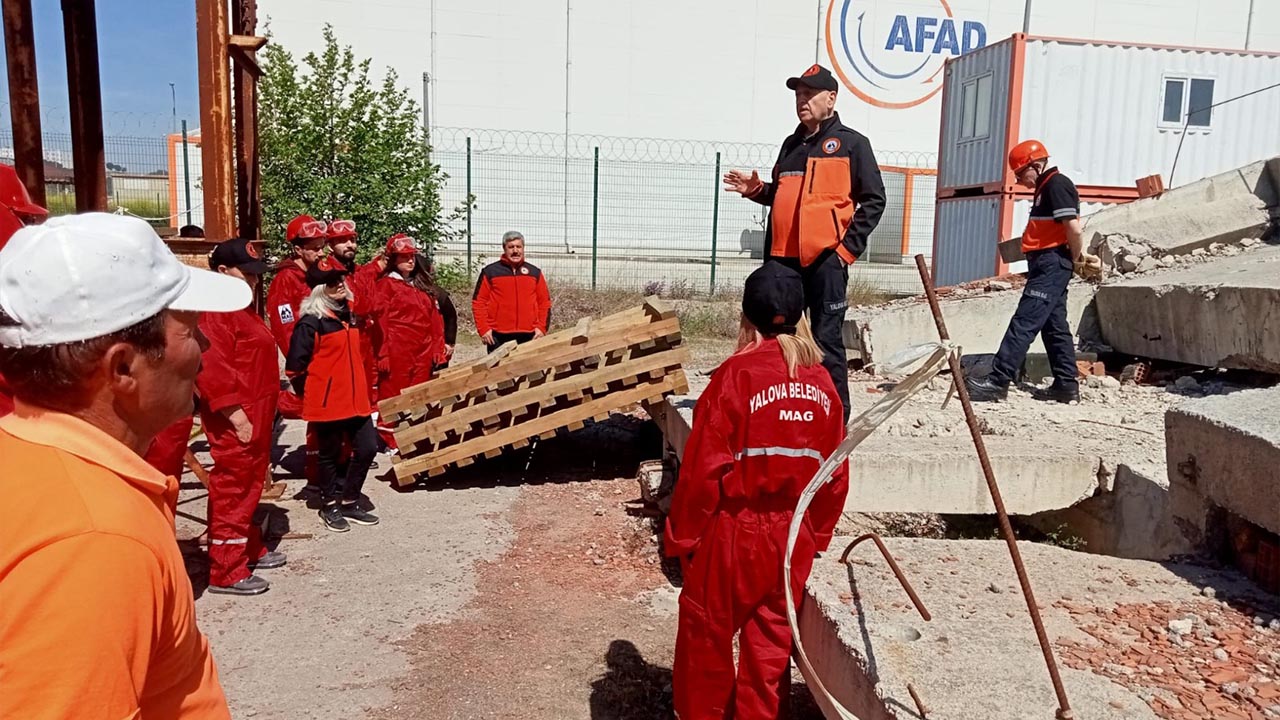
[826,1,987,109]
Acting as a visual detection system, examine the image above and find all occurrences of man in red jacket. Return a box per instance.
[0,163,47,419]
[199,238,285,595]
[327,219,382,403]
[471,231,552,350]
[267,215,328,356]
[664,262,849,720]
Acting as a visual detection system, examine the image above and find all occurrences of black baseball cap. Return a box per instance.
[305,255,351,288]
[743,261,805,335]
[786,64,839,92]
[208,237,269,275]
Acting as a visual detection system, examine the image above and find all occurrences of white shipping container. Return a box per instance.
[939,34,1280,193]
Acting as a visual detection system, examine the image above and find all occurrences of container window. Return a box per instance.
[959,74,992,141]
[1188,78,1214,127]
[1161,76,1214,128]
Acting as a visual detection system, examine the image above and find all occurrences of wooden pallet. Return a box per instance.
[381,297,690,485]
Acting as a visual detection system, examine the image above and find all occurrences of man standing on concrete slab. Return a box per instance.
[967,140,1100,404]
[472,231,552,351]
[723,64,886,423]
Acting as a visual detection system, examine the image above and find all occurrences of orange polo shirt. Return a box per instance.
[0,402,230,720]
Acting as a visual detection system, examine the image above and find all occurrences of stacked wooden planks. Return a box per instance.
[379,297,690,485]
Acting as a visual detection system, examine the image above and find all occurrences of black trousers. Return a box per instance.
[776,251,851,424]
[990,246,1079,389]
[486,331,535,351]
[313,415,377,505]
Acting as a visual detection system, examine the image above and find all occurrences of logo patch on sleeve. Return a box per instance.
[277,304,295,324]
[822,138,841,154]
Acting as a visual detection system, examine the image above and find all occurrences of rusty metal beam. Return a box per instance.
[3,0,45,207]
[60,0,107,212]
[195,0,235,238]
[231,0,261,240]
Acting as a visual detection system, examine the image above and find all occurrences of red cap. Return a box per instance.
[286,214,328,243]
[0,165,47,217]
[385,233,416,256]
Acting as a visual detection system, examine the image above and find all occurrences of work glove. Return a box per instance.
[1073,253,1104,281]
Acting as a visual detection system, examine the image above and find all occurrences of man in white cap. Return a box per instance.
[0,214,246,719]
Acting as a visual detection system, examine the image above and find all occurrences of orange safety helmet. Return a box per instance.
[385,233,417,256]
[1008,139,1049,173]
[0,164,47,252]
[286,214,328,243]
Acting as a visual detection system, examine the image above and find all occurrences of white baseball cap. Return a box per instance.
[0,213,251,348]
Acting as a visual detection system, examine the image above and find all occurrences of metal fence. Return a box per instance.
[430,127,937,297]
[0,129,174,224]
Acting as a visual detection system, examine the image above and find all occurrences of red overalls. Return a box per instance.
[196,306,280,587]
[267,262,320,479]
[143,414,196,479]
[663,339,849,720]
[0,374,13,418]
[373,273,442,449]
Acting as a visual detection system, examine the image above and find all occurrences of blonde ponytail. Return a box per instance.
[736,313,824,379]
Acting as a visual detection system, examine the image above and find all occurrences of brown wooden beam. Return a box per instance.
[195,0,235,238]
[3,0,45,207]
[60,0,107,212]
[231,0,261,240]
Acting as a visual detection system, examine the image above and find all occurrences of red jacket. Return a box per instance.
[663,339,849,557]
[471,259,552,335]
[345,258,383,398]
[284,304,372,423]
[195,307,279,415]
[266,261,310,355]
[374,273,443,385]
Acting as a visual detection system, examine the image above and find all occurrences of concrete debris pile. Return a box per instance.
[1089,232,1268,277]
[380,299,688,484]
[1057,598,1280,719]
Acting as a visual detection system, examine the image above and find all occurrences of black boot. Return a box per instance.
[965,376,1008,402]
[1031,383,1079,404]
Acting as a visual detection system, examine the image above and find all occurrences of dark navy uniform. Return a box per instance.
[988,167,1080,390]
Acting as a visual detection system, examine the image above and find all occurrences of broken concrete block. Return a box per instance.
[1095,246,1280,372]
[1136,256,1156,274]
[1167,386,1280,537]
[1082,158,1277,256]
[1116,253,1141,273]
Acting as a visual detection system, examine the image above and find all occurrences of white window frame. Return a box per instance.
[958,72,994,143]
[1159,74,1216,132]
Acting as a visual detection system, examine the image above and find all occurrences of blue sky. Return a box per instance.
[0,1,201,136]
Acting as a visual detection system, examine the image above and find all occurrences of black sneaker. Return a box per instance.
[965,376,1008,402]
[319,505,350,532]
[208,574,270,596]
[1031,383,1080,404]
[340,504,380,526]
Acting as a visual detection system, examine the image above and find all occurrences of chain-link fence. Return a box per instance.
[430,127,937,297]
[0,128,175,225]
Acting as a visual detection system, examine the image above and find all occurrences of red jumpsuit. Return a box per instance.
[373,272,442,448]
[195,306,280,587]
[0,373,13,418]
[347,260,382,403]
[143,415,196,479]
[663,339,849,720]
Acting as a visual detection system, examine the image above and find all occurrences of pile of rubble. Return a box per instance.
[1057,596,1280,719]
[1090,232,1270,277]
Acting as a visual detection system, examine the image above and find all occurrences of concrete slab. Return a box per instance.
[1095,245,1280,371]
[660,394,1104,516]
[1081,158,1278,256]
[800,538,1280,720]
[1166,385,1280,537]
[843,283,1097,371]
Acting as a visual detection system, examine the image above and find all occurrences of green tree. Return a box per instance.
[259,25,462,261]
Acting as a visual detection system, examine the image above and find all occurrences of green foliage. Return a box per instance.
[258,25,465,260]
[433,254,485,295]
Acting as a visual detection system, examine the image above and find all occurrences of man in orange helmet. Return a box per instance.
[0,164,47,418]
[966,140,1100,404]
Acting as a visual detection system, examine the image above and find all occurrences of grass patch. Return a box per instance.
[847,277,890,308]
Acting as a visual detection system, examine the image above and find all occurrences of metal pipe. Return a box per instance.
[3,0,45,207]
[591,146,599,290]
[710,151,720,295]
[61,0,108,212]
[907,683,930,718]
[465,136,472,275]
[182,120,193,226]
[1021,0,1033,34]
[840,533,931,622]
[912,254,1073,720]
[1245,0,1256,50]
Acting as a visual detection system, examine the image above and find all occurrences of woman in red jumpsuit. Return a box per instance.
[198,238,285,595]
[372,234,442,450]
[663,261,849,720]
